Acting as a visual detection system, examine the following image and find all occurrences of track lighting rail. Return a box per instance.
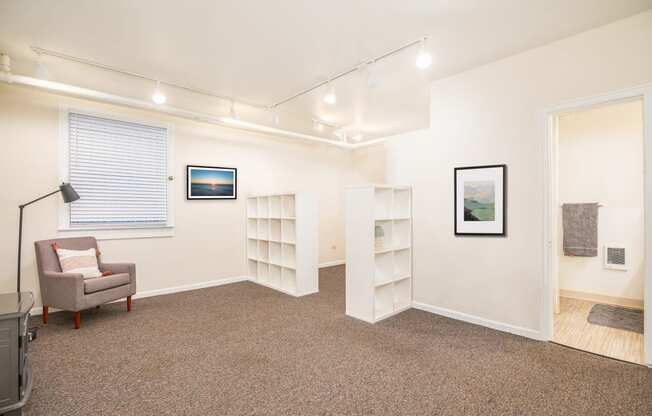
[30,46,268,110]
[30,36,427,111]
[270,37,425,108]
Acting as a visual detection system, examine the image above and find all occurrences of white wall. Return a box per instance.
[557,100,644,302]
[377,10,652,336]
[0,83,382,306]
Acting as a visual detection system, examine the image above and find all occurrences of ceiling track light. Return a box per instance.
[152,80,166,104]
[415,37,432,70]
[0,53,10,73]
[313,119,324,132]
[365,60,379,88]
[35,52,50,80]
[271,106,280,125]
[350,132,363,142]
[229,99,238,120]
[323,81,336,105]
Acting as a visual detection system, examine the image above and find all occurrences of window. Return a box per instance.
[60,109,174,238]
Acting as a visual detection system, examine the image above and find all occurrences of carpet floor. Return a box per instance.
[25,266,651,416]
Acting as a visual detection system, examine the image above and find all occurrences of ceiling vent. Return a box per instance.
[604,244,627,271]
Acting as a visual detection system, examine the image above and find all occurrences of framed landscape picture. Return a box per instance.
[186,165,237,200]
[454,164,506,236]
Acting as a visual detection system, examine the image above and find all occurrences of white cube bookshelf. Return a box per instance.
[246,193,318,297]
[345,185,413,323]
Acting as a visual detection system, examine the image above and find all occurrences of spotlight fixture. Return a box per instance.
[365,61,379,88]
[0,53,10,73]
[323,82,336,105]
[313,119,324,132]
[229,99,239,120]
[333,128,348,142]
[415,38,432,70]
[35,53,50,80]
[151,81,166,104]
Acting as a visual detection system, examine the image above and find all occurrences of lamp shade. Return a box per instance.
[59,183,80,203]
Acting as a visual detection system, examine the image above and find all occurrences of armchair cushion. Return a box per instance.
[53,246,102,278]
[84,273,130,294]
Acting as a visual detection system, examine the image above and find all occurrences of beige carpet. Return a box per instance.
[25,266,651,415]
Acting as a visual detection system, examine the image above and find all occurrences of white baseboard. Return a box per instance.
[132,275,249,300]
[319,259,345,268]
[412,301,543,341]
[559,289,644,309]
[30,275,249,316]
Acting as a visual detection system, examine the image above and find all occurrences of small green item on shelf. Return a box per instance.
[375,225,385,238]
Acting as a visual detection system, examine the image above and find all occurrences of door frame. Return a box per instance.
[542,84,652,367]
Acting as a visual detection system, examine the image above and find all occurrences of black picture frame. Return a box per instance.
[454,164,507,236]
[186,165,238,200]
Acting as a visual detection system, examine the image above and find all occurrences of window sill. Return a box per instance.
[57,225,175,241]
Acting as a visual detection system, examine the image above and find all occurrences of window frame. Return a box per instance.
[58,107,175,240]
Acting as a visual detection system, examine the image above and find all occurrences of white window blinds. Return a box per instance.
[68,112,168,227]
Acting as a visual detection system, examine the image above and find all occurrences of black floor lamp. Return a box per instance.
[17,183,80,293]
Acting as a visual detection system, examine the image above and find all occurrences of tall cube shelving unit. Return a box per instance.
[246,193,318,297]
[345,185,413,323]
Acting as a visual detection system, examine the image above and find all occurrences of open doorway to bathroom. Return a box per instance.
[550,98,645,365]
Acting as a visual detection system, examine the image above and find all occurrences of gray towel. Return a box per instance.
[562,203,598,257]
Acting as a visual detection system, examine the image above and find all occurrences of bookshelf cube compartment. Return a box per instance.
[282,243,296,268]
[374,284,394,318]
[394,278,411,310]
[247,238,258,259]
[269,242,282,265]
[282,194,295,218]
[258,219,269,240]
[269,264,281,287]
[270,196,282,218]
[281,219,296,243]
[258,197,269,217]
[257,261,269,283]
[374,188,393,219]
[393,189,411,218]
[374,251,393,286]
[392,219,411,249]
[248,259,257,278]
[394,248,411,279]
[270,219,282,241]
[247,198,258,218]
[258,241,269,262]
[281,268,297,293]
[374,220,393,253]
[247,219,257,239]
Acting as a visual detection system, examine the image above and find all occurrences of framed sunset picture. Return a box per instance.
[454,164,506,236]
[186,165,237,200]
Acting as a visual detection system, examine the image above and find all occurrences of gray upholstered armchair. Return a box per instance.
[34,236,136,329]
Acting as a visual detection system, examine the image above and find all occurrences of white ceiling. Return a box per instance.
[1,0,651,143]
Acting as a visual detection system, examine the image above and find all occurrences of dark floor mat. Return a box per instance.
[587,303,644,333]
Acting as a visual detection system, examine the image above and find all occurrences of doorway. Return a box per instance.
[544,88,652,367]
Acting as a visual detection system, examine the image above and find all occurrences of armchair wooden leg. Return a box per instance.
[127,296,132,312]
[43,306,49,324]
[74,311,81,329]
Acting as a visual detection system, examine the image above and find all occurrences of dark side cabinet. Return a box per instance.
[0,320,19,409]
[0,292,33,416]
